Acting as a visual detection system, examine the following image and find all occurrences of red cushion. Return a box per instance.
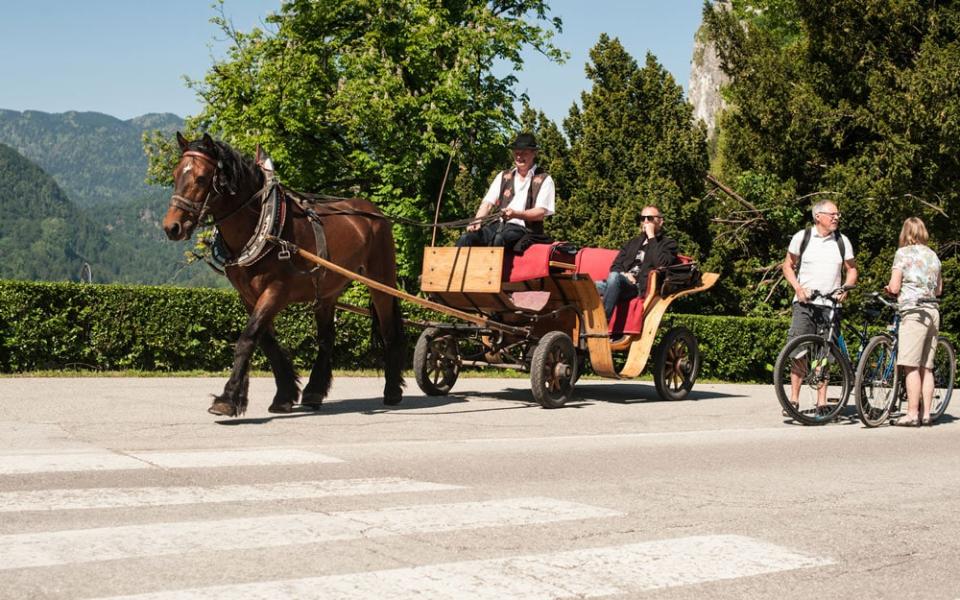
[609,296,646,334]
[503,243,559,283]
[575,247,651,334]
[574,248,619,282]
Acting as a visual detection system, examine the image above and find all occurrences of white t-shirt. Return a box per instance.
[481,165,556,227]
[788,228,855,306]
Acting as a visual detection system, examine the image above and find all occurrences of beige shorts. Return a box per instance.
[897,307,940,369]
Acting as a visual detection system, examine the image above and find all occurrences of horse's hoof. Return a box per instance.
[301,393,324,409]
[268,401,295,414]
[383,394,403,406]
[208,401,236,417]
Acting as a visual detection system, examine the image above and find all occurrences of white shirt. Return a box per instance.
[481,165,556,227]
[788,228,855,306]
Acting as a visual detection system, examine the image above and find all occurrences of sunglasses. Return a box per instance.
[640,215,662,222]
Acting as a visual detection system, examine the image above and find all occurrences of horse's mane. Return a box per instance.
[188,138,264,193]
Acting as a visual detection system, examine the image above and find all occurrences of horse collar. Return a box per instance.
[209,182,287,271]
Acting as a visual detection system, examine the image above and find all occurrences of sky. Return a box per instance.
[0,1,706,125]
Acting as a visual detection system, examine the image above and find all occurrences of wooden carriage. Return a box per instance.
[413,244,719,407]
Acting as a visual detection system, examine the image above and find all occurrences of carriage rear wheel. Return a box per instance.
[413,327,460,396]
[530,331,577,409]
[653,327,700,401]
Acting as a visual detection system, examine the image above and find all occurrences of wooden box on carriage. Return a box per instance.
[420,247,504,293]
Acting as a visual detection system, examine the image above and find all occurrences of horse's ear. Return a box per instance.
[176,131,189,153]
[200,133,216,153]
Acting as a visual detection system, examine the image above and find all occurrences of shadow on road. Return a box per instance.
[216,392,541,425]
[572,382,744,404]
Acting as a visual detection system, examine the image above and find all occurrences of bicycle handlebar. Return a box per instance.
[866,291,939,309]
[806,284,856,304]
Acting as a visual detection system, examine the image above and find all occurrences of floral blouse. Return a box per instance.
[893,244,941,310]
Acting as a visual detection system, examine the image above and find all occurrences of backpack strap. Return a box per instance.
[793,227,813,272]
[794,227,846,273]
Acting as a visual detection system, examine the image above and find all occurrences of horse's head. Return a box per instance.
[163,132,224,241]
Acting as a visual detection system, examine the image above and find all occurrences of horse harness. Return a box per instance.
[174,152,327,277]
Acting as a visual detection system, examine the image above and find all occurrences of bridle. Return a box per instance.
[169,150,223,230]
[169,150,261,230]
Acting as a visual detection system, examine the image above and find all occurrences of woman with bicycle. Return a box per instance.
[884,217,942,426]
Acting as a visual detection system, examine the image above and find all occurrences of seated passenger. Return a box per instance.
[596,205,678,319]
[456,132,556,250]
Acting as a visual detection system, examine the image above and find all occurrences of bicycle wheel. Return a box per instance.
[774,334,852,425]
[855,335,899,427]
[931,337,956,422]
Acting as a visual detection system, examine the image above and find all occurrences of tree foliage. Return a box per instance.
[146,0,564,279]
[704,0,960,330]
[546,35,711,262]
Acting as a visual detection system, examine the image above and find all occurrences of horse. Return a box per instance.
[162,132,405,416]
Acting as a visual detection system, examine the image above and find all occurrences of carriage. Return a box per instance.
[165,133,718,416]
[407,244,719,407]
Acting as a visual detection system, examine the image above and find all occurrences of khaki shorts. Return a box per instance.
[897,307,940,369]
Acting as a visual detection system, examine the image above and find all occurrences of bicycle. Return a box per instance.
[854,294,956,427]
[773,285,868,425]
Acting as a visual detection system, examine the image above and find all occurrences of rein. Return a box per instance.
[285,189,503,229]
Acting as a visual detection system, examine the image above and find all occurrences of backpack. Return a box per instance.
[793,227,846,273]
[660,261,702,296]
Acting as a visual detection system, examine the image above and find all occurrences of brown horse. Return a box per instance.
[162,132,405,416]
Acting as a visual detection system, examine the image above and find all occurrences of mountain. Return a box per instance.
[0,143,110,281]
[688,1,729,143]
[0,110,226,287]
[0,109,181,208]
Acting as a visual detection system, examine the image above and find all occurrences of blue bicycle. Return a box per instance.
[773,285,866,425]
[854,293,956,427]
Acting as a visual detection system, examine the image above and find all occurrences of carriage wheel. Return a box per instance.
[653,327,700,401]
[413,327,460,396]
[530,331,577,409]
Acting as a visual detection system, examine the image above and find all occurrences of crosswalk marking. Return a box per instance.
[93,535,831,600]
[0,497,621,570]
[0,448,342,475]
[0,452,148,475]
[0,478,462,512]
[126,448,343,468]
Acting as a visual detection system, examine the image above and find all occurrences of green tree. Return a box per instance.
[704,0,960,326]
[146,0,564,280]
[550,35,710,259]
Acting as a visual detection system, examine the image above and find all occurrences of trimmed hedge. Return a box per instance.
[1,279,794,381]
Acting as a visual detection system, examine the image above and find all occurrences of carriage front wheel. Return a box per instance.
[530,331,577,409]
[413,327,461,396]
[653,327,700,401]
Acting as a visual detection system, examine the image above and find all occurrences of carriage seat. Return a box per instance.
[573,249,696,334]
[501,243,576,283]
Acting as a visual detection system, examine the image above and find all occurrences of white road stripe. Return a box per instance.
[126,449,343,468]
[0,448,342,475]
[94,535,831,600]
[0,497,620,570]
[0,478,462,512]
[0,452,148,475]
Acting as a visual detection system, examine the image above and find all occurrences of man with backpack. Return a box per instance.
[781,200,858,414]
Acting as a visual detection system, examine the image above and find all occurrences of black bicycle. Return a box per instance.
[854,294,956,427]
[773,285,869,425]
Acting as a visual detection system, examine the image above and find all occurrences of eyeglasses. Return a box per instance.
[640,215,662,222]
[817,211,841,219]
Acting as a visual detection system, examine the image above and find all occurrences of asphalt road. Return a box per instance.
[0,376,957,599]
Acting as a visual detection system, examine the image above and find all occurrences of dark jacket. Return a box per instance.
[611,232,679,286]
